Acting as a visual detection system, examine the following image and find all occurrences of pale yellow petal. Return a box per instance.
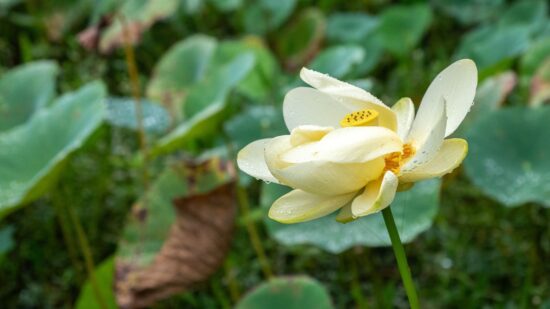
[237,139,279,183]
[283,87,350,131]
[265,135,385,195]
[392,97,415,140]
[402,99,447,173]
[289,125,333,146]
[281,126,402,164]
[300,67,397,131]
[269,189,355,224]
[400,138,468,183]
[412,59,477,137]
[351,171,398,218]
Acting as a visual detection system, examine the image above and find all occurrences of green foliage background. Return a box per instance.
[0,0,549,308]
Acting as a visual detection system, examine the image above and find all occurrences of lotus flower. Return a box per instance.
[238,59,477,223]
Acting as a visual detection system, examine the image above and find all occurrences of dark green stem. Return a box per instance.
[382,207,419,309]
[66,203,108,309]
[236,185,274,279]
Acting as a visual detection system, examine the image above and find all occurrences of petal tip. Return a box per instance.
[455,58,478,77]
[299,67,321,83]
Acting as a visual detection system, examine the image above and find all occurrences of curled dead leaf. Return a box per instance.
[116,182,236,308]
[530,57,550,107]
[77,17,111,51]
[100,21,144,54]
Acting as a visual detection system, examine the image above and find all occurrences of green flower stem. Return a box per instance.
[52,195,82,281]
[236,185,274,279]
[224,259,241,303]
[121,15,150,190]
[382,206,419,309]
[66,202,108,309]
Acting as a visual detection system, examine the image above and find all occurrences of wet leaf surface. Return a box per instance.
[0,61,58,131]
[465,106,550,207]
[0,82,105,218]
[262,179,441,253]
[236,276,333,309]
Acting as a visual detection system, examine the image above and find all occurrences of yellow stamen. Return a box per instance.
[340,109,379,127]
[384,144,416,174]
[384,152,401,174]
[402,144,415,161]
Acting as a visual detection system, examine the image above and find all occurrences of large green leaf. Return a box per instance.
[75,257,117,309]
[373,4,433,57]
[454,1,547,71]
[151,53,255,156]
[326,13,378,44]
[0,82,106,218]
[464,106,550,207]
[276,8,326,70]
[184,53,255,117]
[151,103,225,156]
[146,35,217,115]
[105,97,170,134]
[242,0,296,35]
[309,45,364,79]
[261,179,441,253]
[496,0,548,35]
[433,0,505,25]
[236,276,333,309]
[0,61,59,131]
[209,38,280,101]
[325,13,381,75]
[455,25,531,70]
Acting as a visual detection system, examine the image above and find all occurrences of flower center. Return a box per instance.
[340,109,379,127]
[384,144,415,174]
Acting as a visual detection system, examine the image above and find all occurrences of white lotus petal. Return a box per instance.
[412,59,477,137]
[300,68,397,131]
[392,97,415,140]
[280,160,385,196]
[400,138,468,183]
[265,135,385,195]
[290,125,333,146]
[237,139,279,183]
[351,171,398,218]
[402,100,447,173]
[269,189,355,224]
[282,126,402,164]
[283,87,350,131]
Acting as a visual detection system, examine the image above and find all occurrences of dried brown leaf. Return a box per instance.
[116,182,236,309]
